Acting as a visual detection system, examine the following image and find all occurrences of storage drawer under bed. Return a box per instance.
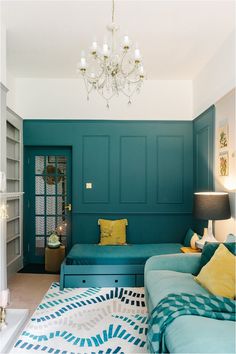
[64,274,136,287]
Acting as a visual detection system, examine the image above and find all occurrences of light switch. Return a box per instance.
[86,182,92,189]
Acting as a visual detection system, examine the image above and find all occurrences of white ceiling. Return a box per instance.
[1,0,235,80]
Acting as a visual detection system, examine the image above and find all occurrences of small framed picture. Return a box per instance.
[218,124,229,149]
[219,151,229,176]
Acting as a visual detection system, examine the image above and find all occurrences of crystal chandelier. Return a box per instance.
[77,0,145,108]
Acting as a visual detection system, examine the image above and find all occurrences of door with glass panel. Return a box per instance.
[24,148,72,263]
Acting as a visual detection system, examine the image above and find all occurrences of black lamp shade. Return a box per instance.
[193,192,231,220]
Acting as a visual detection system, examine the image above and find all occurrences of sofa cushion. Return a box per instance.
[165,315,235,353]
[200,242,236,269]
[146,270,209,311]
[196,244,236,299]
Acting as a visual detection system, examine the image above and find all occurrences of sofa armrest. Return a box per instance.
[145,253,201,276]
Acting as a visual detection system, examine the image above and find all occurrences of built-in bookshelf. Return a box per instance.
[6,108,23,270]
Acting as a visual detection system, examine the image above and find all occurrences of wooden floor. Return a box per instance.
[8,273,59,316]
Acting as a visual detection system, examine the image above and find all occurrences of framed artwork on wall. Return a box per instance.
[219,151,229,176]
[218,124,229,149]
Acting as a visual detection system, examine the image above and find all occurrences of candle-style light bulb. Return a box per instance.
[123,35,130,50]
[134,48,141,63]
[139,65,145,78]
[91,41,98,55]
[102,42,109,58]
[79,51,87,71]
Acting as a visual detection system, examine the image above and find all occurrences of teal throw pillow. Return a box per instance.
[200,242,236,269]
[183,228,201,247]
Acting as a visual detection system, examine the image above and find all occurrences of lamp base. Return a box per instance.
[196,223,218,250]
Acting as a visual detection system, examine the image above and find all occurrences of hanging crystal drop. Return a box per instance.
[128,98,132,105]
[106,101,110,109]
[87,95,89,101]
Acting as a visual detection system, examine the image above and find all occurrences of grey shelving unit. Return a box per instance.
[6,108,23,272]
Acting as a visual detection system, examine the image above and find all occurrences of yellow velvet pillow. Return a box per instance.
[195,243,236,299]
[98,219,128,245]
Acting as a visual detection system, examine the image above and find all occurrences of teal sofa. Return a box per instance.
[144,254,236,353]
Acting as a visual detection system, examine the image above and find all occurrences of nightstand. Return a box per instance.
[180,247,201,253]
[45,245,65,273]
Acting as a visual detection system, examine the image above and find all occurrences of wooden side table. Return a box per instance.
[180,247,201,253]
[45,245,65,273]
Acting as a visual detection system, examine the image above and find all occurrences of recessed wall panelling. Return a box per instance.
[82,136,110,203]
[24,120,196,244]
[156,136,184,204]
[195,126,210,190]
[120,136,147,203]
[193,106,214,192]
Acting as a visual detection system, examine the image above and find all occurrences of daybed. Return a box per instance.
[144,253,236,353]
[60,243,182,289]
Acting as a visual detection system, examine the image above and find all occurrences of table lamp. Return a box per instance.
[193,192,231,248]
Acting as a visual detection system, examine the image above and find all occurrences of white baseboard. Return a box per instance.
[7,257,23,280]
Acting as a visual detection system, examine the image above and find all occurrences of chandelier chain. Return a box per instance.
[112,0,115,23]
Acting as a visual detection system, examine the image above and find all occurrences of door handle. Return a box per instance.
[65,203,72,212]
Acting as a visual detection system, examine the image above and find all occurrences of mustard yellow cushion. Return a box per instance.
[98,219,128,245]
[195,243,236,299]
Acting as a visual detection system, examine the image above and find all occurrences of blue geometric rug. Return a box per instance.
[11,283,148,354]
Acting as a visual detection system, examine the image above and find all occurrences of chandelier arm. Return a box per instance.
[119,51,140,78]
[119,50,129,76]
[83,57,106,83]
[126,77,143,84]
[97,77,107,90]
[97,69,110,90]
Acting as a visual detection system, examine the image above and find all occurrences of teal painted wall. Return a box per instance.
[23,118,211,245]
[193,106,215,233]
[193,106,215,192]
[24,107,215,244]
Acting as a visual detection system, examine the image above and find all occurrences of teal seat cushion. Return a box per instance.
[200,242,236,269]
[146,270,209,311]
[165,315,236,353]
[66,243,182,265]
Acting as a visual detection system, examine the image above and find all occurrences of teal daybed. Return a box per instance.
[60,243,182,289]
[144,253,235,353]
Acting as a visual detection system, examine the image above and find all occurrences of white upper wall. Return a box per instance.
[193,31,236,117]
[13,78,193,120]
[0,24,6,86]
[214,89,236,241]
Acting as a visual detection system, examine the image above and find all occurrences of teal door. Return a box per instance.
[24,147,72,263]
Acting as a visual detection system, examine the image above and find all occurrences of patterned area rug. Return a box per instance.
[11,283,148,354]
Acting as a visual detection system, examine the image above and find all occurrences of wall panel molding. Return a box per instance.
[193,106,214,192]
[156,135,184,204]
[82,135,110,204]
[119,136,147,204]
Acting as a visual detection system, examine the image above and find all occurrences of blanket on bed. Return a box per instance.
[147,292,236,354]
